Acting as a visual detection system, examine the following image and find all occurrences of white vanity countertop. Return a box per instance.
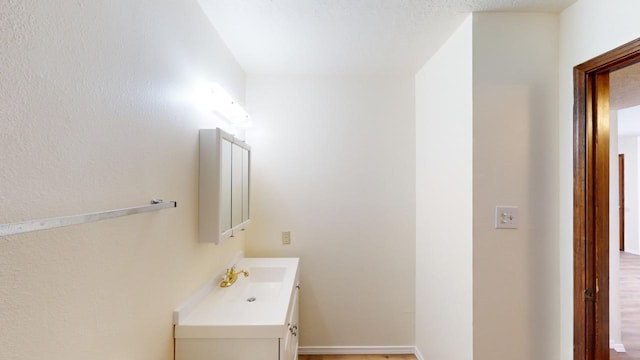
[174,257,299,339]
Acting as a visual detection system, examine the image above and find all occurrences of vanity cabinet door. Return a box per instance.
[280,283,299,360]
[176,338,278,360]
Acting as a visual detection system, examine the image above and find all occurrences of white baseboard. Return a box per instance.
[298,346,417,356]
[610,339,626,352]
[614,344,626,353]
[414,347,425,360]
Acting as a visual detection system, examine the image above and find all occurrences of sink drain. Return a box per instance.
[246,297,256,302]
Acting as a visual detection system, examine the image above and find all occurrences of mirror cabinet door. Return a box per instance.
[242,147,250,223]
[231,143,244,228]
[219,138,233,233]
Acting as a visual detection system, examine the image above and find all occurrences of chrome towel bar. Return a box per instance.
[0,199,177,237]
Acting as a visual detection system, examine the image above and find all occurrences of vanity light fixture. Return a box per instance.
[204,83,251,125]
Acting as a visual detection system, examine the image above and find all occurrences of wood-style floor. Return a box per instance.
[611,251,640,360]
[299,355,416,360]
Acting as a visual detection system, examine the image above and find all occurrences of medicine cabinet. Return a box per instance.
[199,129,250,243]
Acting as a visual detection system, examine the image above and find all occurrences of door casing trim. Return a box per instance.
[573,38,640,360]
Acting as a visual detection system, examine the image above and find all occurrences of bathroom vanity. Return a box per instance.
[174,257,300,360]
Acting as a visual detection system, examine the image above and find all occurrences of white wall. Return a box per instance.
[244,75,416,347]
[609,111,622,347]
[559,1,640,358]
[619,136,640,255]
[472,13,560,360]
[415,15,474,360]
[618,107,640,256]
[0,1,246,359]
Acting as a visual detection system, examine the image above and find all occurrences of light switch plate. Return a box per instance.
[495,206,518,229]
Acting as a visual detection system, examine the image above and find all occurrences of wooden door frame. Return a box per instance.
[574,38,640,360]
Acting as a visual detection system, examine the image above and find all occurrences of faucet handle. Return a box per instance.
[221,266,233,279]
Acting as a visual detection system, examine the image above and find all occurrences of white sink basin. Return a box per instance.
[218,266,285,303]
[174,257,299,339]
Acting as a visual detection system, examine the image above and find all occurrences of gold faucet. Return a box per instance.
[220,266,249,288]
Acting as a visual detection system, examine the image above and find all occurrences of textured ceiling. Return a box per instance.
[197,0,577,74]
[611,61,640,111]
[611,61,640,137]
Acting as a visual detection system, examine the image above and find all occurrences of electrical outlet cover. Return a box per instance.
[282,231,291,245]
